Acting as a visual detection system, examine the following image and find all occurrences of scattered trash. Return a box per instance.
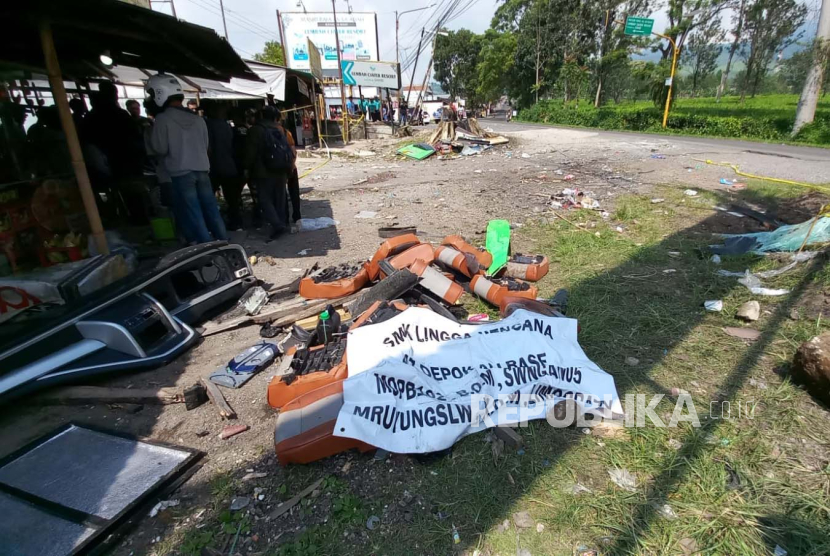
[608,468,637,492]
[565,482,592,495]
[229,496,250,511]
[625,356,640,366]
[774,546,788,556]
[716,252,818,279]
[564,174,575,181]
[668,251,681,257]
[652,502,678,520]
[297,217,338,232]
[521,152,531,159]
[149,499,179,517]
[663,269,676,274]
[736,300,760,321]
[461,145,486,157]
[650,154,666,159]
[297,249,310,256]
[239,286,268,316]
[667,438,682,450]
[467,313,490,322]
[512,511,534,529]
[683,189,698,196]
[451,524,461,544]
[704,300,723,312]
[724,327,761,341]
[651,198,665,204]
[220,424,250,439]
[210,343,278,388]
[710,216,830,254]
[248,255,257,266]
[354,211,378,219]
[737,272,790,296]
[366,515,380,530]
[242,472,268,482]
[710,254,721,264]
[536,522,545,533]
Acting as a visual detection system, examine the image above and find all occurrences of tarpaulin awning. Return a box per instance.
[0,0,261,83]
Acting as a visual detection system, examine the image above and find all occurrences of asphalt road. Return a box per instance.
[481,117,830,163]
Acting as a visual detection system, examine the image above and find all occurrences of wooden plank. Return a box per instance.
[269,477,324,519]
[201,296,314,337]
[253,292,362,326]
[201,377,236,419]
[33,386,184,406]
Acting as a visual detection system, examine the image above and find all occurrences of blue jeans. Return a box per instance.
[171,171,228,244]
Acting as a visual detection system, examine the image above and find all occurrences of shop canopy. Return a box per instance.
[0,0,261,83]
[0,0,264,254]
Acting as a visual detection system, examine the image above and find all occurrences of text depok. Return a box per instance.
[334,307,622,453]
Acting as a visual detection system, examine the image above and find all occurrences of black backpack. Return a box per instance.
[259,124,293,171]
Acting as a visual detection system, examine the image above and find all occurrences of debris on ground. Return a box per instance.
[229,496,250,511]
[710,216,830,254]
[625,356,640,366]
[513,511,534,529]
[149,499,180,517]
[220,424,249,439]
[723,327,762,341]
[704,300,723,312]
[791,333,830,406]
[608,468,638,492]
[736,300,761,321]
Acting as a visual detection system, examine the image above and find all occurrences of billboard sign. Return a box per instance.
[341,60,400,89]
[307,38,323,81]
[281,12,378,71]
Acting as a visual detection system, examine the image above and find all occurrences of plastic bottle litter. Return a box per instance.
[452,524,461,544]
[316,305,341,344]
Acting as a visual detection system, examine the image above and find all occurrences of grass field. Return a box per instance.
[518,94,830,146]
[161,180,830,556]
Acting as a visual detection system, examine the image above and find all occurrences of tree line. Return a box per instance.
[433,0,825,109]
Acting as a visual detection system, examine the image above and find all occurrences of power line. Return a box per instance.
[185,0,275,42]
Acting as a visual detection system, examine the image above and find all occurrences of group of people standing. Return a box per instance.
[66,75,300,245]
[345,96,394,123]
[143,75,302,243]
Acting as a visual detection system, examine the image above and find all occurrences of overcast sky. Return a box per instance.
[153,0,822,84]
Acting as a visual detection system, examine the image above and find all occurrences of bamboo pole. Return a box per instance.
[39,20,108,255]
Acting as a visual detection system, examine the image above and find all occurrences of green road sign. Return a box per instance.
[624,16,654,36]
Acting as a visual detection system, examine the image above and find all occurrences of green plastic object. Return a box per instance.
[320,310,330,321]
[485,219,511,275]
[397,143,436,160]
[151,217,176,241]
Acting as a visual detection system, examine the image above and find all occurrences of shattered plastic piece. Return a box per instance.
[651,198,665,204]
[297,217,338,231]
[663,269,676,274]
[711,254,721,264]
[608,468,637,492]
[366,515,380,530]
[774,545,788,556]
[704,300,723,312]
[564,174,575,181]
[684,189,698,196]
[452,524,461,544]
[651,154,666,159]
[737,272,790,296]
[467,313,490,322]
[240,286,268,316]
[521,152,531,158]
[297,249,310,256]
[230,497,250,511]
[149,499,179,517]
[565,482,592,495]
[652,502,677,520]
[354,211,378,219]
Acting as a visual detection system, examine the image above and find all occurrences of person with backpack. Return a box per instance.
[243,106,292,240]
[147,74,227,244]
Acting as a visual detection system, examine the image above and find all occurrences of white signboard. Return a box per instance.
[342,60,400,89]
[334,308,622,453]
[282,12,378,71]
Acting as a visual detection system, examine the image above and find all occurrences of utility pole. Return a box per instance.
[332,0,349,142]
[218,0,229,39]
[792,0,830,136]
[406,28,426,106]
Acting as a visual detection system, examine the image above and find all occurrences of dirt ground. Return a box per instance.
[1,123,828,555]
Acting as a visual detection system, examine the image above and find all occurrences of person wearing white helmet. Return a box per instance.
[146,74,227,244]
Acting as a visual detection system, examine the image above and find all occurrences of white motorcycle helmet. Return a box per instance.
[146,74,183,108]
